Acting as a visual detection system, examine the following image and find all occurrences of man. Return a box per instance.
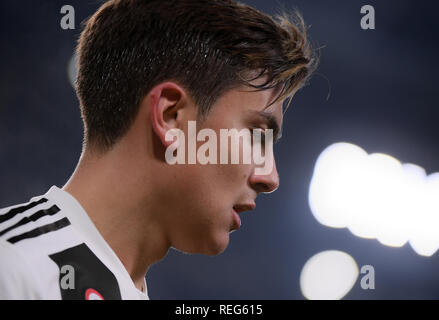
[0,0,315,299]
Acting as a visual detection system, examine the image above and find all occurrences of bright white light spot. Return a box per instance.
[309,142,439,256]
[67,52,78,88]
[300,250,359,300]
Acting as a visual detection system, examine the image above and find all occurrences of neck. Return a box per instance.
[63,147,170,291]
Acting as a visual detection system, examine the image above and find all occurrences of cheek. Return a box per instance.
[161,159,251,228]
[219,163,251,185]
[161,165,246,254]
[176,166,243,228]
[169,165,230,209]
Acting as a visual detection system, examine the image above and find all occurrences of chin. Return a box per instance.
[189,232,230,256]
[203,245,228,256]
[173,229,230,256]
[204,232,230,256]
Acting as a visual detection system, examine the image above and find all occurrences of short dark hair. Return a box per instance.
[76,0,316,152]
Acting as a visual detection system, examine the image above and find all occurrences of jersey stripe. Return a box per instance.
[7,217,71,244]
[0,198,48,224]
[0,205,61,237]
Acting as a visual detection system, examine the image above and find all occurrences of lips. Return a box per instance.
[233,203,256,213]
[232,208,241,231]
[231,203,256,231]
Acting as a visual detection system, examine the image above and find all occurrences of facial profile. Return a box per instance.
[147,81,283,256]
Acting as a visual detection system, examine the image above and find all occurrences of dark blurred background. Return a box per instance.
[1,0,438,299]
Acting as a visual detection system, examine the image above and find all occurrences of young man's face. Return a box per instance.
[160,86,283,256]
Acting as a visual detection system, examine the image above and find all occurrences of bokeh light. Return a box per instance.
[300,250,359,300]
[309,142,439,256]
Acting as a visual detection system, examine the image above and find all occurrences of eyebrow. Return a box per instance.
[251,110,282,143]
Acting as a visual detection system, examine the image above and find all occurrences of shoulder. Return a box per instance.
[0,195,74,249]
[0,238,42,299]
[0,195,78,299]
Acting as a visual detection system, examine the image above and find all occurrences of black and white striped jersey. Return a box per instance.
[0,186,149,300]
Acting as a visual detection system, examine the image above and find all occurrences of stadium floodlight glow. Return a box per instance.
[308,142,439,257]
[300,250,359,300]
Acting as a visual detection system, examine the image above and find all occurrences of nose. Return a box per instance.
[249,160,279,194]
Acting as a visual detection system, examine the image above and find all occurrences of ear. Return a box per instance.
[148,82,189,147]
